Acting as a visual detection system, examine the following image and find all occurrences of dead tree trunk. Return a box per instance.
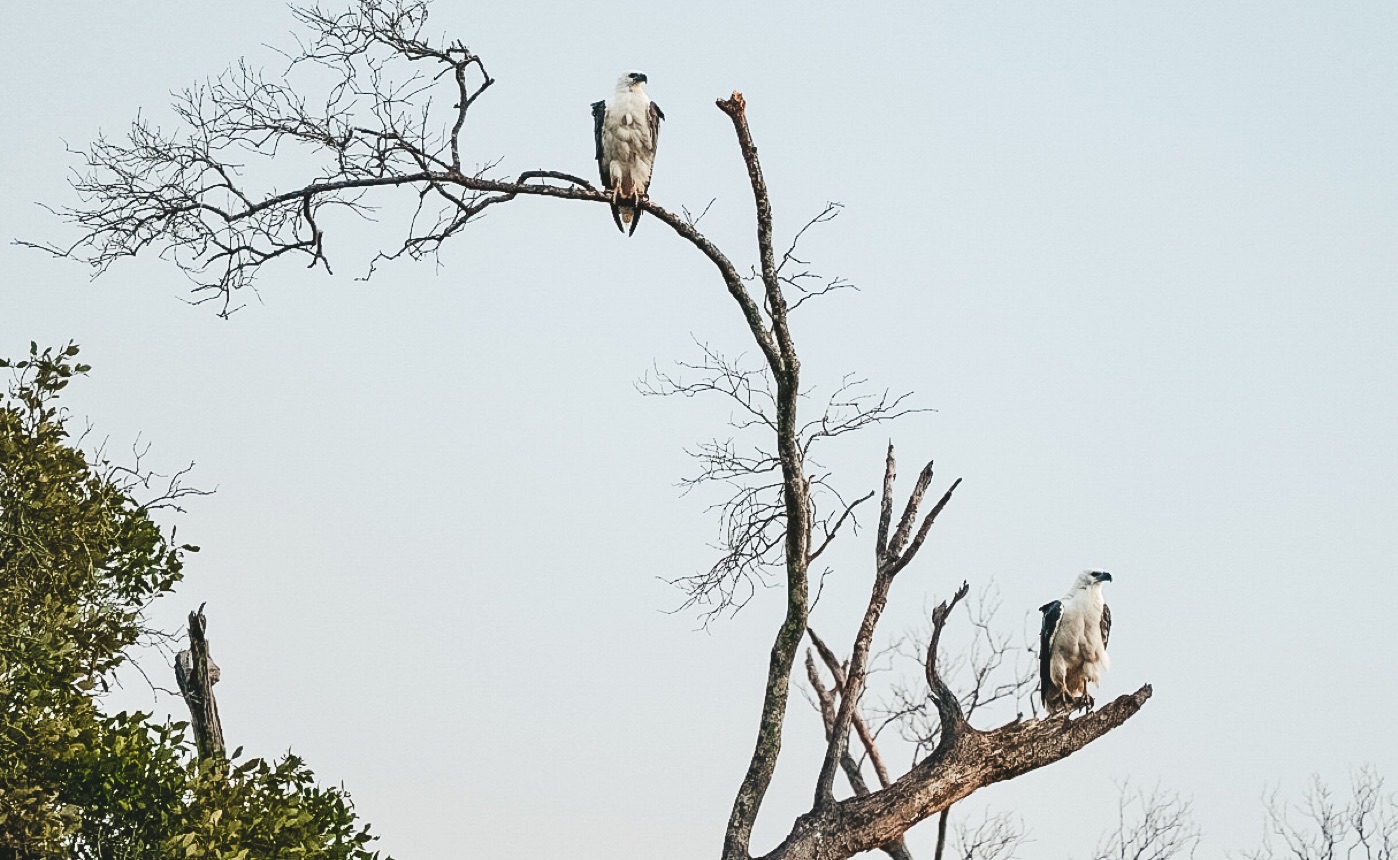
[174,604,226,762]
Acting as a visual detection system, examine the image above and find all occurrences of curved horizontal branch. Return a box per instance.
[762,685,1154,860]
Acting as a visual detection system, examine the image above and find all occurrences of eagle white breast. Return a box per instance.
[591,71,664,235]
[1039,570,1113,713]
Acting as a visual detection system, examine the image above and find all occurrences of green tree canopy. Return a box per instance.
[0,343,383,859]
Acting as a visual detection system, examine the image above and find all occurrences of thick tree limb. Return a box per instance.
[712,92,813,860]
[762,685,1153,860]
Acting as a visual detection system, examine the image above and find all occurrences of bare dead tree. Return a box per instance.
[174,604,225,762]
[1243,769,1398,860]
[30,2,1153,857]
[1089,784,1200,860]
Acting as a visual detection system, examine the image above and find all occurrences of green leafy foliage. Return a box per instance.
[0,344,385,859]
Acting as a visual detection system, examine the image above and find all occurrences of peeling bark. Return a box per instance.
[174,604,226,762]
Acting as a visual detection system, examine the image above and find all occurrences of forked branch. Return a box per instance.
[814,446,960,808]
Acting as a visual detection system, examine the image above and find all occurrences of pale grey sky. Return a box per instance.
[4,1,1397,857]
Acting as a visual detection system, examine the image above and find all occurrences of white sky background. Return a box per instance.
[4,1,1397,857]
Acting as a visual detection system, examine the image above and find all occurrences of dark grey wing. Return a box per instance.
[174,650,192,697]
[591,100,609,188]
[1101,603,1111,650]
[1038,600,1062,704]
[648,101,664,153]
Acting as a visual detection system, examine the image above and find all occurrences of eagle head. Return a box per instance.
[1069,569,1113,593]
[618,70,649,91]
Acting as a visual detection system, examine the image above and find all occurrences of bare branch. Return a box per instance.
[642,345,905,619]
[1090,783,1200,860]
[945,808,1027,860]
[876,443,896,561]
[804,646,914,860]
[876,586,1039,763]
[889,479,961,578]
[808,490,874,564]
[924,583,972,738]
[21,0,610,317]
[638,344,778,434]
[807,628,893,790]
[777,203,858,313]
[799,378,926,460]
[716,92,789,372]
[814,448,961,808]
[804,653,872,796]
[707,91,811,860]
[1244,770,1398,860]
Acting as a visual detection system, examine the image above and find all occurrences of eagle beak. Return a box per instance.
[1094,571,1113,582]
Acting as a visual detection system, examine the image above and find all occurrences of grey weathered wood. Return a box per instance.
[174,604,225,761]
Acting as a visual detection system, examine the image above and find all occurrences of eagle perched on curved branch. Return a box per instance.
[592,71,664,235]
[1039,570,1113,713]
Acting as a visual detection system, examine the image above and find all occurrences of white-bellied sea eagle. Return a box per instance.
[1039,570,1113,714]
[592,71,664,235]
